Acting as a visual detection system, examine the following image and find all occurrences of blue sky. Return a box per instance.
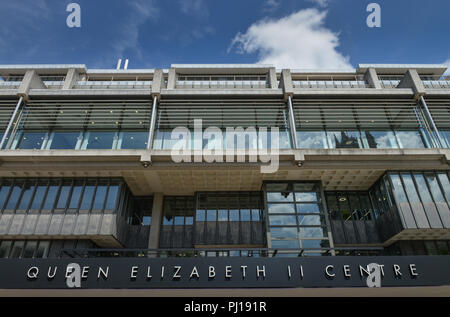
[0,0,449,70]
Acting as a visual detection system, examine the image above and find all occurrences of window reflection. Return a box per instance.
[17,132,46,149]
[119,131,148,149]
[297,131,328,149]
[48,132,80,149]
[327,130,362,149]
[365,131,398,148]
[395,131,425,148]
[84,132,116,149]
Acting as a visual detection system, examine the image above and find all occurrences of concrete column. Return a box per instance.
[167,68,176,89]
[151,69,165,100]
[148,193,164,249]
[364,68,381,89]
[279,69,294,101]
[17,70,46,100]
[398,69,426,99]
[62,68,81,90]
[268,67,278,89]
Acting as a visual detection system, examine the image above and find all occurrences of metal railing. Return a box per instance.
[74,81,153,89]
[292,80,368,89]
[422,80,450,89]
[176,80,269,89]
[59,247,385,258]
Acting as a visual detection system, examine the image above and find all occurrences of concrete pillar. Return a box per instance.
[148,193,164,249]
[398,69,426,99]
[17,70,46,100]
[268,67,278,89]
[62,68,81,90]
[151,69,165,100]
[364,68,381,89]
[279,69,294,101]
[167,68,176,89]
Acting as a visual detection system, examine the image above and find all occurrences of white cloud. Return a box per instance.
[179,0,209,18]
[229,9,352,70]
[111,0,159,62]
[307,0,330,8]
[263,0,281,12]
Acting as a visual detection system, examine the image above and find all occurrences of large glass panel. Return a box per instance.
[437,173,450,202]
[23,241,37,258]
[49,132,80,149]
[395,131,425,148]
[0,241,12,258]
[17,132,46,149]
[270,227,298,239]
[42,181,59,211]
[297,131,327,149]
[92,183,107,211]
[9,241,24,258]
[266,192,293,202]
[30,181,48,211]
[35,241,50,258]
[104,184,119,211]
[296,203,320,214]
[365,131,398,148]
[271,239,300,248]
[80,181,95,211]
[301,239,330,249]
[229,209,239,221]
[218,209,228,221]
[5,181,23,211]
[300,227,327,238]
[269,215,297,226]
[327,130,362,149]
[196,209,205,221]
[85,132,115,149]
[119,131,148,149]
[295,192,318,202]
[206,209,217,222]
[297,215,322,226]
[0,181,11,210]
[401,173,430,228]
[17,181,35,211]
[56,181,71,210]
[251,209,260,221]
[240,209,250,221]
[68,181,83,209]
[268,203,295,214]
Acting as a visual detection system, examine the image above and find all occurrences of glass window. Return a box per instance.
[206,209,217,222]
[301,239,330,249]
[0,241,12,258]
[49,132,80,149]
[327,130,362,149]
[295,192,318,202]
[5,182,23,211]
[395,131,425,148]
[229,209,239,221]
[0,181,11,210]
[85,132,115,149]
[413,174,434,203]
[17,181,35,211]
[92,183,107,211]
[251,209,260,221]
[23,241,37,258]
[297,131,328,149]
[218,209,228,221]
[30,181,47,211]
[35,241,50,258]
[266,192,293,202]
[425,173,446,203]
[269,215,297,226]
[390,174,408,202]
[401,173,421,203]
[17,132,46,149]
[271,239,300,248]
[80,181,95,211]
[437,173,450,202]
[56,182,71,210]
[196,209,205,221]
[119,131,148,149]
[104,185,119,211]
[9,241,24,258]
[42,181,59,211]
[268,203,295,214]
[270,227,298,239]
[68,181,83,209]
[240,209,250,221]
[365,131,398,148]
[297,215,322,226]
[300,227,327,238]
[296,203,320,214]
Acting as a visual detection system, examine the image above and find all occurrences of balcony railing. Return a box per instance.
[0,81,21,89]
[293,80,368,89]
[176,80,269,89]
[422,80,450,89]
[74,81,153,89]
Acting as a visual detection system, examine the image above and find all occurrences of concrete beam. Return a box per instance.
[151,69,165,99]
[364,68,382,89]
[167,68,176,89]
[62,68,81,90]
[268,67,278,89]
[148,193,164,249]
[17,70,46,100]
[398,69,426,99]
[279,69,294,100]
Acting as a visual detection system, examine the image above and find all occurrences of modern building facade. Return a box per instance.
[0,63,449,290]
